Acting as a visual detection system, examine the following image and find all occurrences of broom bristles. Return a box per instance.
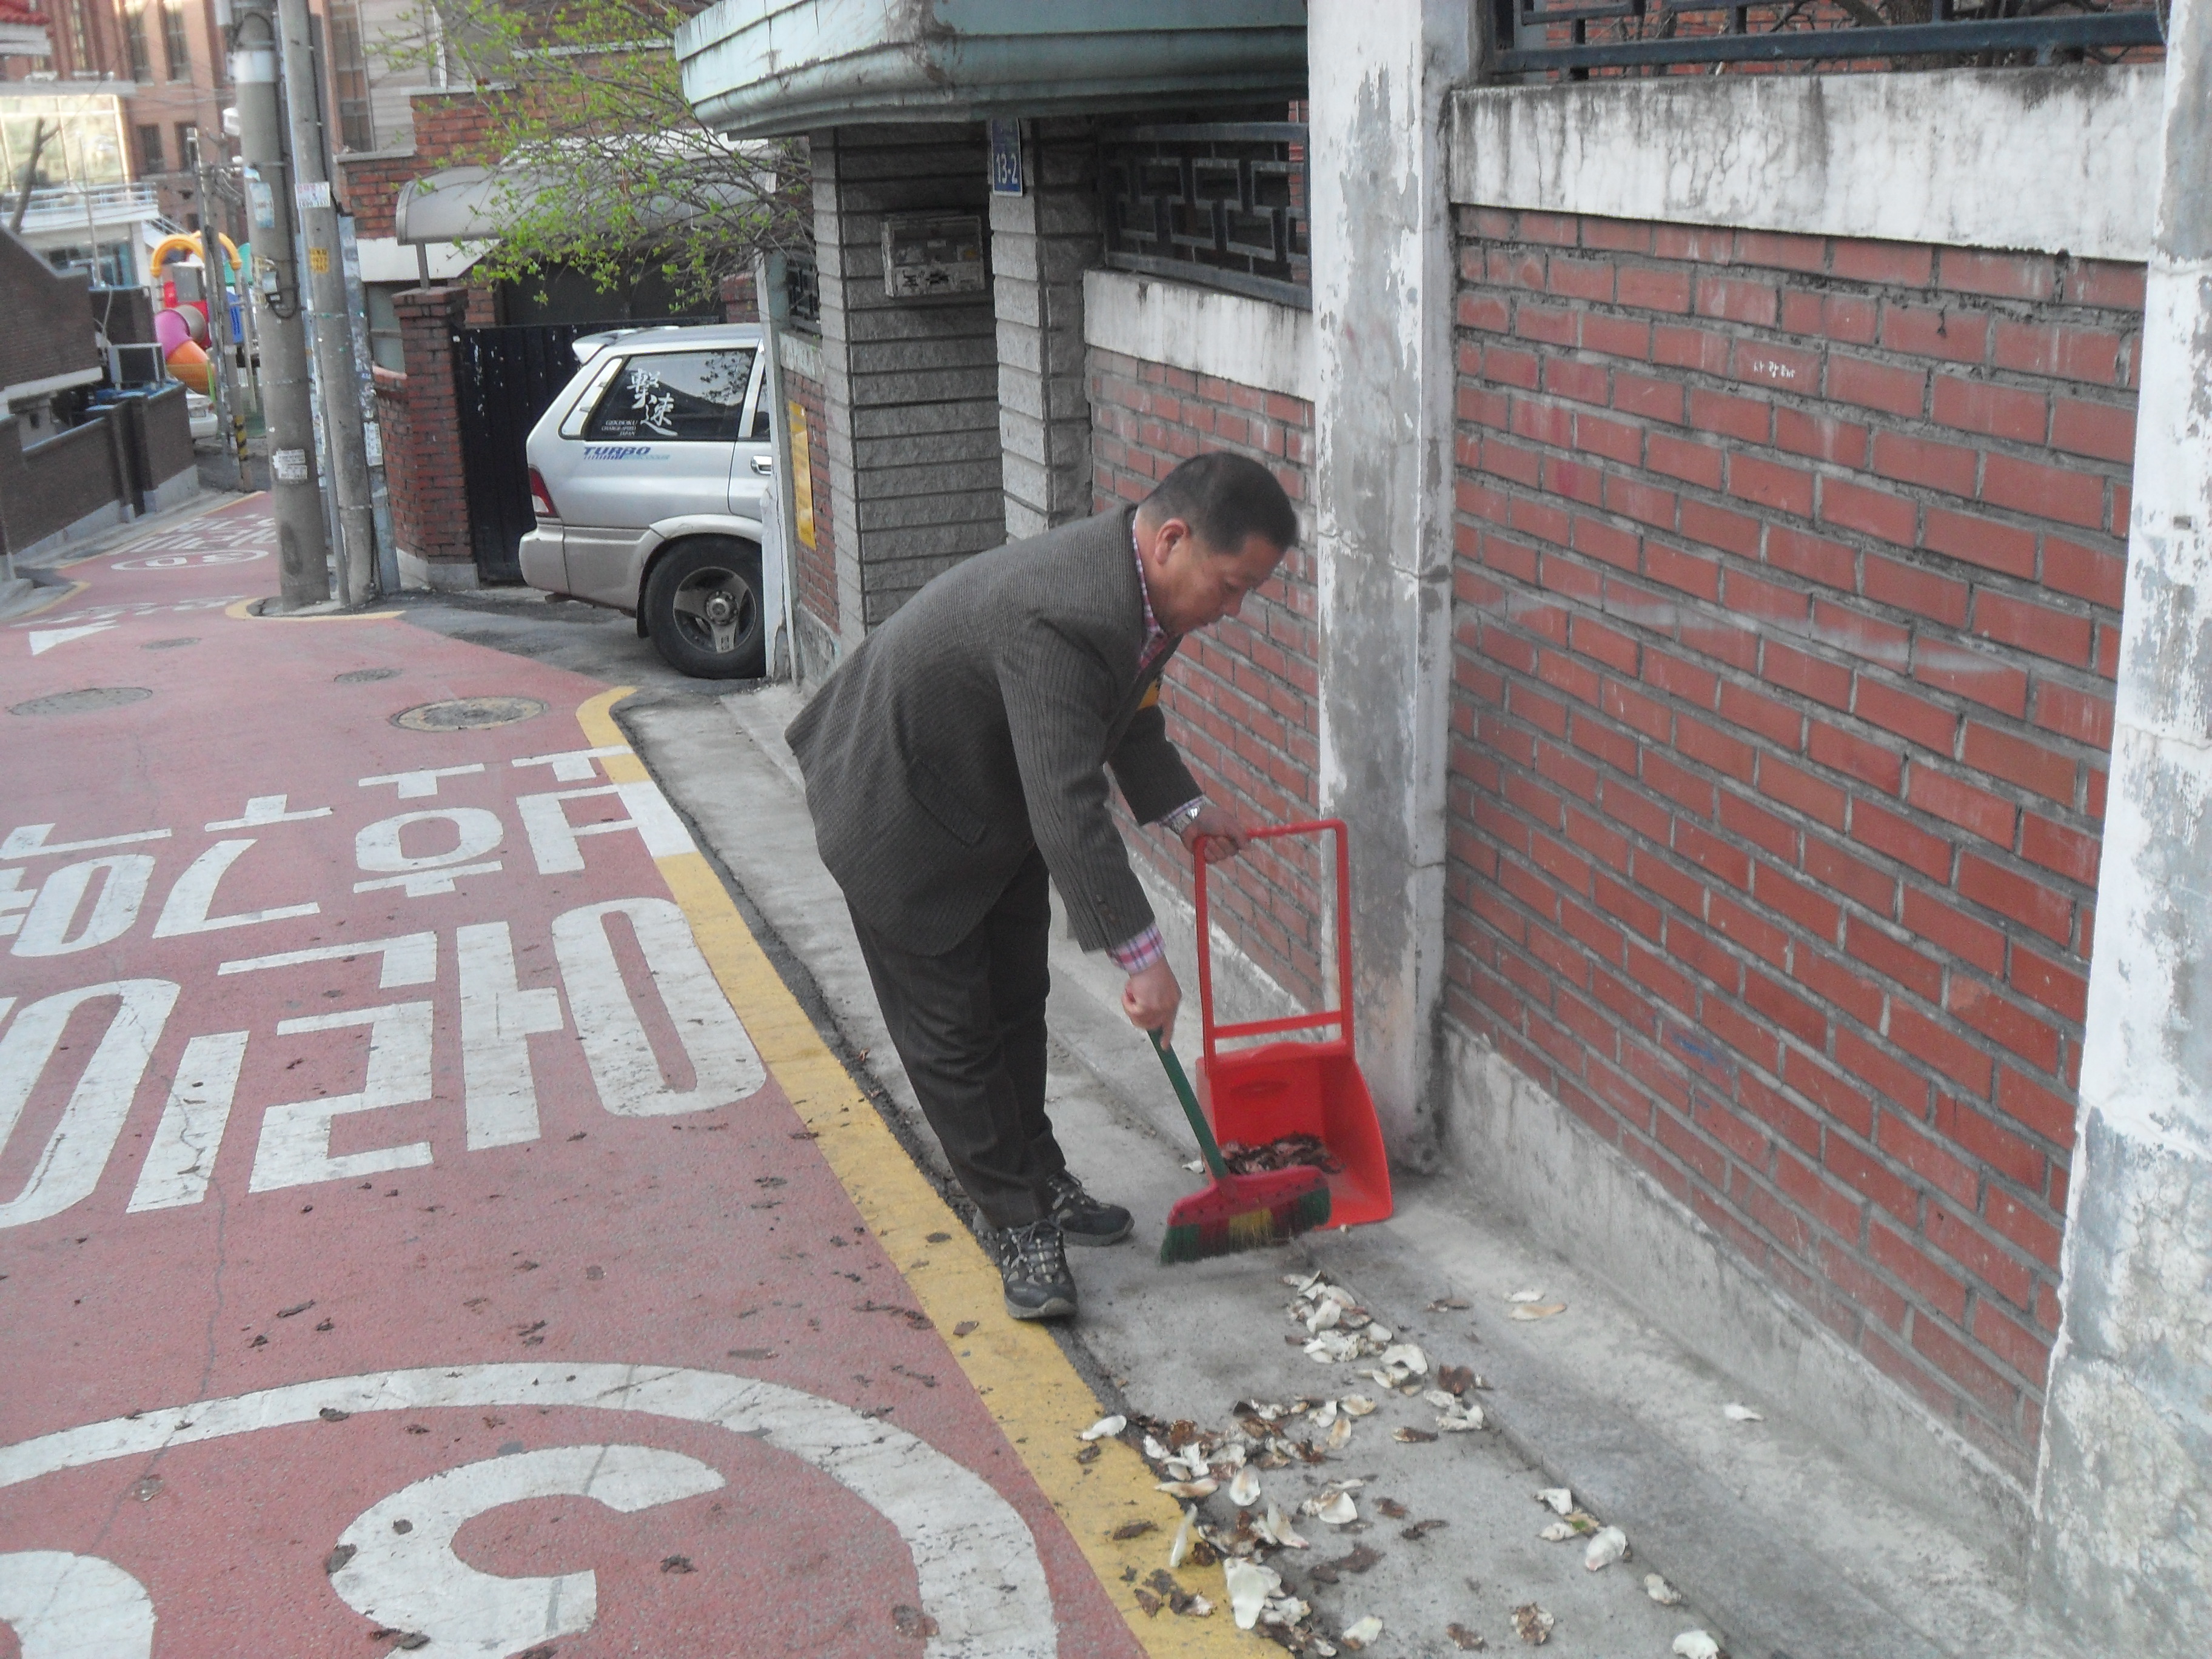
[1159,1175,1331,1264]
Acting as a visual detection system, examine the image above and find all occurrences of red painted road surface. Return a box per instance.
[0,498,1144,1657]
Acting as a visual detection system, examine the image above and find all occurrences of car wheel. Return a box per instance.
[643,538,765,680]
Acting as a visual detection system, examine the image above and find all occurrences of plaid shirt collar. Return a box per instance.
[1131,514,1170,669]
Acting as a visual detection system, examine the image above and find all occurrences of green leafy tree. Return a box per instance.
[397,0,808,309]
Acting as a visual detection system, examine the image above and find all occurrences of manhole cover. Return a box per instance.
[392,695,546,732]
[143,637,199,650]
[337,666,401,683]
[10,687,153,717]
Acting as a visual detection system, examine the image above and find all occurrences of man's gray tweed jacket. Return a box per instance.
[786,506,1200,957]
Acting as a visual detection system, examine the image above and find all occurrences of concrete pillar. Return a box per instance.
[1309,0,1474,1158]
[2032,4,2212,1650]
[991,118,1100,539]
[809,123,1007,644]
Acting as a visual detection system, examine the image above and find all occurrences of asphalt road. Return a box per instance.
[0,496,1232,1658]
[6,495,2043,1659]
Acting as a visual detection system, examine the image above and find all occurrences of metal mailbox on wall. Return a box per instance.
[881,212,986,299]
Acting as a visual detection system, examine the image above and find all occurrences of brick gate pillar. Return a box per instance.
[388,285,477,591]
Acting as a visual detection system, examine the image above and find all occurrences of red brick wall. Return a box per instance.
[1448,207,2137,1477]
[783,361,836,635]
[1089,347,1326,1014]
[384,286,474,573]
[337,93,497,240]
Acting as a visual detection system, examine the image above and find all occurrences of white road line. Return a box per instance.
[8,856,155,958]
[204,795,333,831]
[0,871,29,936]
[152,840,320,937]
[511,746,632,782]
[517,783,692,876]
[354,809,505,898]
[1,824,172,860]
[551,897,765,1116]
[25,623,117,656]
[127,1031,250,1212]
[333,1446,725,1654]
[352,862,505,898]
[249,1002,435,1192]
[0,1550,155,1658]
[0,1365,1056,1658]
[218,931,437,988]
[457,921,564,1150]
[0,980,179,1231]
[358,765,486,800]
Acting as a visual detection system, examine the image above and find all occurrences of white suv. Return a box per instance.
[518,323,780,679]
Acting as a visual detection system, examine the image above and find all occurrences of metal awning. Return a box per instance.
[394,159,774,246]
[675,0,1307,139]
[393,167,530,246]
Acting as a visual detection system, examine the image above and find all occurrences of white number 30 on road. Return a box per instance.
[0,1364,1057,1658]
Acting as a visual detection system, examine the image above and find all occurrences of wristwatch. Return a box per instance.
[1162,799,1205,836]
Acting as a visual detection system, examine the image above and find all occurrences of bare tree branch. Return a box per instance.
[9,119,54,237]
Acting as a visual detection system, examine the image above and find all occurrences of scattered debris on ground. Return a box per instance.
[1582,1526,1629,1570]
[1219,1134,1346,1176]
[889,1604,938,1638]
[1340,1613,1384,1648]
[1079,1268,1697,1654]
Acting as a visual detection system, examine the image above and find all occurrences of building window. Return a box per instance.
[122,2,152,81]
[137,122,164,175]
[67,0,93,70]
[161,0,189,82]
[49,242,136,287]
[366,283,406,372]
[327,1,375,152]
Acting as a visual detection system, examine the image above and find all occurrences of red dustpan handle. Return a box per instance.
[1194,819,1354,1072]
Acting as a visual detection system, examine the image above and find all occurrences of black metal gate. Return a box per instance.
[451,320,711,583]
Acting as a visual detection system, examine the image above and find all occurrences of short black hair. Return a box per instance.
[1141,451,1299,553]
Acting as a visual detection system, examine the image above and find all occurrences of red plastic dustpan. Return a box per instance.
[1193,819,1393,1227]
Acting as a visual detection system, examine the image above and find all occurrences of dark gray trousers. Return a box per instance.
[848,848,1065,1230]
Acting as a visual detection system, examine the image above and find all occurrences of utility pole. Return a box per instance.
[276,0,377,605]
[189,129,249,486]
[229,0,330,609]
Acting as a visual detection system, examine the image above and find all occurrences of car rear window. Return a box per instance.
[583,349,756,442]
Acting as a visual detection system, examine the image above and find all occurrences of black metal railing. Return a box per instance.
[1491,0,2165,75]
[1100,123,1310,310]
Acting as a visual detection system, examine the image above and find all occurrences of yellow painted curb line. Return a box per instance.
[224,597,401,621]
[577,687,1253,1656]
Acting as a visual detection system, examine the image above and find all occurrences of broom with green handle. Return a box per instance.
[1152,1029,1331,1264]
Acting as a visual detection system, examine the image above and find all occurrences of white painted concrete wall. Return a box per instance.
[1081,270,1314,401]
[1307,0,1469,1163]
[2035,7,2212,1648]
[1450,66,2164,260]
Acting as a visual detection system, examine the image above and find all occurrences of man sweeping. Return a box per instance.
[786,451,1298,1320]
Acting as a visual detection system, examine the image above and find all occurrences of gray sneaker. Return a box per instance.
[1047,1171,1133,1247]
[997,1218,1078,1320]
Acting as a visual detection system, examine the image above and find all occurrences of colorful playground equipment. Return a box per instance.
[148,233,243,395]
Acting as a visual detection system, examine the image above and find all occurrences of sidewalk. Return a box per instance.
[624,682,2066,1659]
